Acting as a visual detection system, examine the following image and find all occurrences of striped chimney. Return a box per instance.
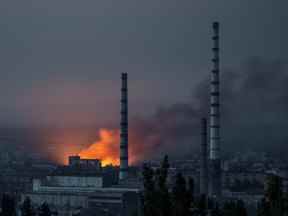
[209,22,222,198]
[119,73,129,180]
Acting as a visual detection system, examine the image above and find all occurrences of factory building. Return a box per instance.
[68,155,102,169]
[21,158,141,216]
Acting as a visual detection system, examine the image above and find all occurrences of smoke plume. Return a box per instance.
[3,57,288,164]
[128,57,288,161]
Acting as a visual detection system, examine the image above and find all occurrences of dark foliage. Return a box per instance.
[38,202,51,216]
[156,155,171,216]
[21,197,35,216]
[142,155,204,216]
[142,155,172,216]
[229,178,263,192]
[171,173,191,216]
[1,194,15,216]
[222,200,247,216]
[257,174,288,216]
[142,155,251,216]
[257,198,271,216]
[142,164,157,216]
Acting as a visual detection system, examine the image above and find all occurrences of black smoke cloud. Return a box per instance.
[130,57,288,161]
[130,103,200,161]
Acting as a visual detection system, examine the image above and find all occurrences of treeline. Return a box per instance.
[228,178,263,192]
[142,155,195,216]
[257,174,288,216]
[142,155,288,216]
[142,155,248,216]
[0,195,53,216]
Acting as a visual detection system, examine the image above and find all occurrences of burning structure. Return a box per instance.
[68,155,102,169]
[20,73,140,216]
[78,129,120,166]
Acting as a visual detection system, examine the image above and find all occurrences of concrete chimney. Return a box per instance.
[119,73,129,180]
[209,22,222,197]
[200,118,208,195]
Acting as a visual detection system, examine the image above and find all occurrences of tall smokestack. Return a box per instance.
[209,22,222,197]
[200,118,208,195]
[120,72,128,180]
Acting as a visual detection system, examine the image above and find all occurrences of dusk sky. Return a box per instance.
[0,0,287,127]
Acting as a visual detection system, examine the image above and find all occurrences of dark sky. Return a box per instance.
[0,0,287,127]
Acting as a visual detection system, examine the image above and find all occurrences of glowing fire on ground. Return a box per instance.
[78,129,120,166]
[52,128,140,166]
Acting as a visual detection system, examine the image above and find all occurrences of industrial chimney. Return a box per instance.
[119,73,129,180]
[209,22,222,197]
[200,118,208,195]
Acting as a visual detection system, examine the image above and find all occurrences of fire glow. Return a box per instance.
[78,129,120,166]
[53,128,143,166]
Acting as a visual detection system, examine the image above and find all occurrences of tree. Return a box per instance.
[188,177,194,203]
[171,173,191,216]
[266,174,284,216]
[221,199,248,216]
[197,194,207,216]
[21,197,34,216]
[155,155,171,216]
[1,194,15,216]
[210,202,221,216]
[235,199,248,216]
[257,174,286,216]
[158,155,169,187]
[142,155,171,216]
[38,202,51,216]
[265,174,283,203]
[257,198,271,216]
[222,201,235,216]
[142,163,156,216]
[143,155,214,216]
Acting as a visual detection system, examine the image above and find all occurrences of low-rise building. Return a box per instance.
[21,159,141,216]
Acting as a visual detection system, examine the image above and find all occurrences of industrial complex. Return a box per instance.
[0,22,286,216]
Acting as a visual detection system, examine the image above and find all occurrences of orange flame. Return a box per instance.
[78,128,120,166]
